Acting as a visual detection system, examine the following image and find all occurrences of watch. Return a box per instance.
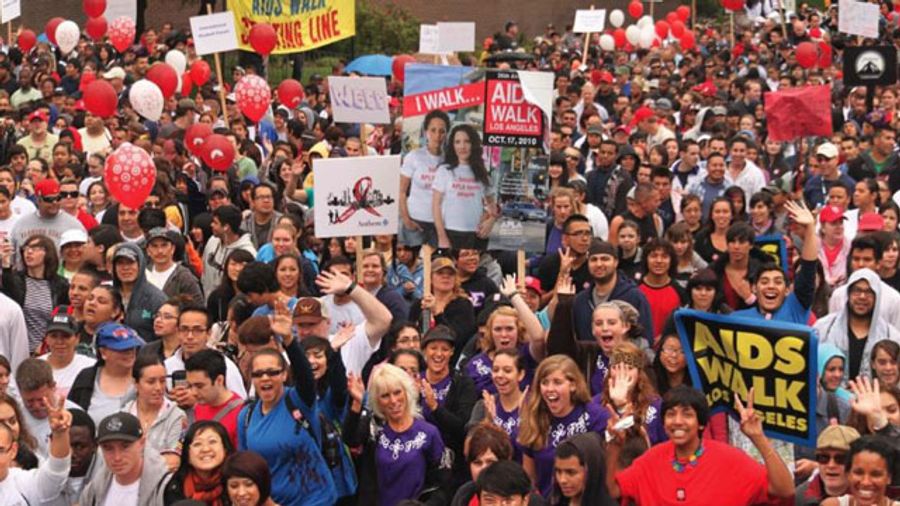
[344,281,358,295]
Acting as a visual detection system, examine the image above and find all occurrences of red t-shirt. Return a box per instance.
[639,282,682,342]
[616,439,769,505]
[192,392,243,447]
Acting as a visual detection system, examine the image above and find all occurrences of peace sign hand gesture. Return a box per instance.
[735,388,764,440]
[46,394,71,435]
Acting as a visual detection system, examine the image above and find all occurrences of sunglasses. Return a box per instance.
[39,195,59,203]
[59,191,79,199]
[250,368,284,379]
[815,452,847,465]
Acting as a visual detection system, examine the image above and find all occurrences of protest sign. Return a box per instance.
[313,156,400,238]
[190,12,239,56]
[328,76,390,124]
[764,85,832,141]
[573,9,606,33]
[673,309,818,446]
[843,46,898,87]
[755,235,788,274]
[484,70,549,148]
[228,0,355,54]
[419,24,445,55]
[105,0,137,23]
[437,22,475,52]
[0,0,20,23]
[838,0,879,39]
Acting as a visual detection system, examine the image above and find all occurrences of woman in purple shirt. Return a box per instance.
[517,354,605,498]
[344,364,450,506]
[466,349,527,458]
[594,342,666,445]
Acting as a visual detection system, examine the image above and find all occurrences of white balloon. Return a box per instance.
[55,20,80,55]
[165,50,186,75]
[639,26,656,49]
[609,9,625,28]
[599,34,615,52]
[129,79,164,121]
[625,25,641,45]
[638,15,654,29]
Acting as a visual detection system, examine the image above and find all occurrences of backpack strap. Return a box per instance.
[213,397,246,423]
[283,390,317,442]
[240,399,258,444]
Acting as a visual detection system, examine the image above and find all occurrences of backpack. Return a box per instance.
[242,392,358,498]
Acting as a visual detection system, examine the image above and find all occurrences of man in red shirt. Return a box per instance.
[605,385,795,505]
[185,348,245,446]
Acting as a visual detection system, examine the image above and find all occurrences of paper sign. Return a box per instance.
[484,70,546,147]
[190,12,239,56]
[437,22,475,52]
[573,9,607,33]
[838,0,879,39]
[105,0,137,23]
[328,76,390,124]
[419,24,442,54]
[0,0,20,23]
[313,156,400,238]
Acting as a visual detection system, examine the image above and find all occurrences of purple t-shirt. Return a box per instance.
[521,401,606,497]
[491,396,523,462]
[421,373,453,418]
[590,353,610,396]
[375,418,446,506]
[465,344,536,395]
[592,396,668,445]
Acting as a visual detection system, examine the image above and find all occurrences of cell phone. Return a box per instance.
[171,370,187,389]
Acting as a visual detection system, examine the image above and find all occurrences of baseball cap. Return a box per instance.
[587,124,603,136]
[293,297,328,324]
[97,412,144,444]
[34,179,60,197]
[816,425,860,451]
[421,325,456,348]
[655,98,673,111]
[60,229,88,248]
[102,67,126,80]
[588,239,617,259]
[432,257,458,274]
[597,70,614,83]
[146,227,174,244]
[816,142,839,159]
[819,206,846,224]
[859,212,885,232]
[113,245,140,263]
[46,305,77,335]
[710,106,728,116]
[633,106,655,124]
[524,276,543,296]
[96,322,145,351]
[209,188,228,199]
[177,98,200,113]
[27,110,49,123]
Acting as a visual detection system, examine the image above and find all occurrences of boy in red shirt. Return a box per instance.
[185,349,245,446]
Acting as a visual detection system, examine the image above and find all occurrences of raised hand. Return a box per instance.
[421,378,438,411]
[849,376,883,419]
[558,247,575,275]
[556,274,575,296]
[347,372,365,405]
[499,274,519,299]
[46,395,72,434]
[609,364,635,410]
[269,298,293,344]
[735,388,764,439]
[482,391,497,421]
[331,322,355,350]
[784,200,815,228]
[316,269,354,295]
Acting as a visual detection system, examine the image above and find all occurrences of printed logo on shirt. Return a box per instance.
[469,291,486,309]
[549,410,592,447]
[473,357,491,378]
[379,431,429,459]
[493,413,520,436]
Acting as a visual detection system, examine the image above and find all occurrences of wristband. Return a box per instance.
[344,281,357,295]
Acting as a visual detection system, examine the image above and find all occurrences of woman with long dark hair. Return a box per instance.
[164,420,235,504]
[400,109,450,247]
[694,197,734,264]
[432,124,497,250]
[207,249,254,324]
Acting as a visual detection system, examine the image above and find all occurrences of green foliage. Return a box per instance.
[330,0,420,56]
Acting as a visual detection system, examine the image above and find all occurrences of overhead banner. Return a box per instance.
[673,309,818,446]
[754,235,789,275]
[313,155,400,238]
[228,0,355,54]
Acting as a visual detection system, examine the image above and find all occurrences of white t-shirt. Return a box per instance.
[400,147,443,222]
[10,197,35,217]
[322,294,364,335]
[101,478,140,506]
[333,324,381,376]
[88,374,134,426]
[145,264,177,292]
[77,127,111,156]
[0,214,19,239]
[164,348,248,399]
[431,163,491,232]
[39,354,97,399]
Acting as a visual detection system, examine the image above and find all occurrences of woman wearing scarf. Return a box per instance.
[164,420,235,505]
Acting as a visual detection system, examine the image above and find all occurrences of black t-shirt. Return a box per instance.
[848,326,868,380]
[537,252,592,293]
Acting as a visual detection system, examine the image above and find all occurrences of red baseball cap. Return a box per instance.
[819,206,846,224]
[27,110,49,123]
[524,276,543,296]
[859,212,885,232]
[34,179,60,197]
[633,106,655,124]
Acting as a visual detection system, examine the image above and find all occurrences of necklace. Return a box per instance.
[671,445,704,473]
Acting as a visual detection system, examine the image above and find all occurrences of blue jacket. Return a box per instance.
[573,271,654,343]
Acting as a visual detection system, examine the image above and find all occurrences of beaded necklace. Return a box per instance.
[671,444,704,473]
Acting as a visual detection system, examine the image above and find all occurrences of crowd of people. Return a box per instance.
[0,1,899,506]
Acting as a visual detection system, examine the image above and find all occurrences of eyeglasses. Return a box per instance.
[59,191,79,199]
[143,201,161,209]
[39,195,59,203]
[396,335,421,345]
[815,452,847,465]
[178,326,207,336]
[250,368,284,379]
[154,312,177,320]
[565,230,592,237]
[849,286,876,298]
[661,347,684,356]
[24,244,45,252]
[815,155,833,162]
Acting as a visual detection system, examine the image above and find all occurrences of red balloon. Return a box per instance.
[86,17,108,41]
[796,41,817,68]
[234,75,271,123]
[277,79,304,108]
[392,54,416,82]
[666,12,678,24]
[722,0,745,11]
[185,123,213,156]
[680,30,696,50]
[181,72,193,97]
[817,41,832,68]
[17,29,36,53]
[79,70,96,93]
[249,23,277,57]
[671,20,686,38]
[83,0,106,17]
[655,20,670,38]
[45,17,64,46]
[613,28,627,48]
[676,5,691,22]
[201,134,236,172]
[146,63,178,99]
[104,143,156,209]
[809,27,822,39]
[83,80,117,118]
[627,1,643,18]
[108,16,136,53]
[189,60,211,86]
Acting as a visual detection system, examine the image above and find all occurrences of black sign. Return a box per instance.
[843,46,898,87]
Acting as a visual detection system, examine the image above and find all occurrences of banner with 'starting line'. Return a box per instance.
[673,309,818,446]
[228,0,355,54]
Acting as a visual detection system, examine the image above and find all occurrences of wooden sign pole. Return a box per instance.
[422,244,433,296]
[516,250,526,292]
[355,235,364,283]
[206,4,229,124]
[691,0,696,27]
[583,5,594,59]
[650,0,655,20]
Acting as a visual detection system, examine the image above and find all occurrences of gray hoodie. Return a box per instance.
[113,242,167,342]
[815,269,900,382]
[78,446,172,506]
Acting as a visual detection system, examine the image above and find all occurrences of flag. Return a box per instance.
[764,85,833,141]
